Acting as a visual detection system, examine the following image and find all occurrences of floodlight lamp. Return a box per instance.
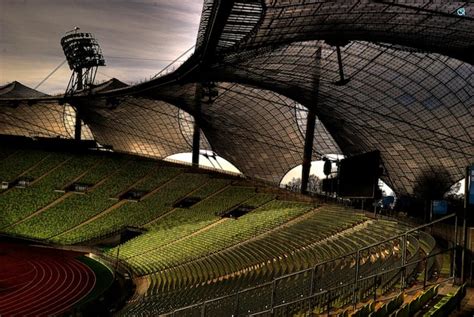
[61,32,105,71]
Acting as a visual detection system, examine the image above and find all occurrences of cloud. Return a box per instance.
[0,0,203,93]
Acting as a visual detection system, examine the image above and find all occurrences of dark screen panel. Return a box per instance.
[322,177,338,193]
[432,200,448,215]
[338,151,380,198]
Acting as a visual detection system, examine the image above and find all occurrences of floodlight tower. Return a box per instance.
[61,27,105,95]
[60,28,105,140]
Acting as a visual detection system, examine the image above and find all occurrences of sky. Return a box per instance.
[0,0,203,94]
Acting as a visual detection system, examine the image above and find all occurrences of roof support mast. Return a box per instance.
[192,84,203,167]
[301,48,322,195]
[192,119,201,167]
[191,0,234,166]
[74,68,83,141]
[301,109,316,194]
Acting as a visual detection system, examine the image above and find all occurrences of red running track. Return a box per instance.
[0,243,96,316]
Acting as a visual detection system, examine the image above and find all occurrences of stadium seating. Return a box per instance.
[119,199,309,276]
[0,147,444,316]
[0,149,49,185]
[118,211,416,315]
[424,284,466,317]
[4,156,157,238]
[0,152,97,228]
[113,185,259,260]
[50,167,192,243]
[384,284,466,317]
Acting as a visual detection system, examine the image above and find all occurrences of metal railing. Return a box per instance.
[145,213,459,316]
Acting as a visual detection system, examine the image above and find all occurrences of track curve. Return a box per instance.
[0,243,96,316]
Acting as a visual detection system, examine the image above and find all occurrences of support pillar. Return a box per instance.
[336,46,345,83]
[461,166,470,283]
[301,109,316,194]
[74,107,82,141]
[301,48,321,195]
[192,84,203,167]
[192,121,201,167]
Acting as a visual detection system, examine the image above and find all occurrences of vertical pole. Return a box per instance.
[270,279,276,313]
[192,84,202,167]
[464,165,470,210]
[74,107,82,141]
[461,217,467,283]
[200,301,206,317]
[301,109,316,195]
[400,234,407,290]
[452,215,458,281]
[336,46,345,83]
[192,120,201,167]
[327,290,331,315]
[301,48,321,195]
[352,250,360,306]
[74,68,83,141]
[77,68,83,91]
[461,166,470,283]
[309,265,316,296]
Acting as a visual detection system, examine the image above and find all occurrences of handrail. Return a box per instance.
[357,213,456,253]
[249,274,456,317]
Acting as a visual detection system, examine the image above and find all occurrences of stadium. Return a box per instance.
[0,0,473,316]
